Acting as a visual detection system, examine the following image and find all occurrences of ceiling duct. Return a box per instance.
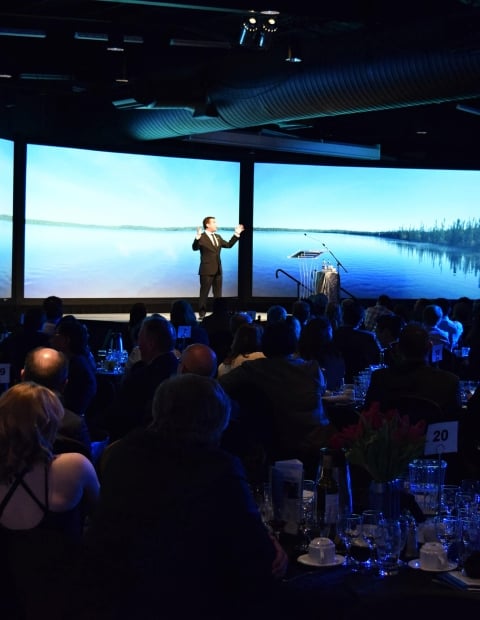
[120,44,480,145]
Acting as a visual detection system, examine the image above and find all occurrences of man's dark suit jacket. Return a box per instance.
[364,361,462,418]
[192,232,239,276]
[333,325,381,383]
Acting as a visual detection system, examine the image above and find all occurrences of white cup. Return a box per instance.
[419,541,448,570]
[308,537,336,565]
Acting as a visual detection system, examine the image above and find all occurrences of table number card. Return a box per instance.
[424,420,458,456]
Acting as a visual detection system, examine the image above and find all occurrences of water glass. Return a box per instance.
[440,485,460,516]
[336,513,363,569]
[460,516,480,567]
[297,480,317,551]
[361,509,384,568]
[434,515,462,561]
[376,518,403,576]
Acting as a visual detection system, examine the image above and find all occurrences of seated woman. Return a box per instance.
[0,382,100,619]
[80,374,287,620]
[170,298,209,354]
[217,322,265,377]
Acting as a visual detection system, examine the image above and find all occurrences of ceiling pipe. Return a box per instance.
[120,45,480,142]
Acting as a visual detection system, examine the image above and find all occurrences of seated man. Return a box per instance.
[101,315,179,440]
[21,346,92,458]
[80,374,287,620]
[364,324,462,419]
[177,342,218,377]
[219,319,334,478]
[333,299,382,383]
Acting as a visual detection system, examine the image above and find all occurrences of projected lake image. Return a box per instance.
[253,163,480,300]
[252,230,480,299]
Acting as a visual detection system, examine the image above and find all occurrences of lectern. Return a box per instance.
[315,268,340,304]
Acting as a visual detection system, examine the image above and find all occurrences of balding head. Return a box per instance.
[22,347,69,393]
[178,343,217,377]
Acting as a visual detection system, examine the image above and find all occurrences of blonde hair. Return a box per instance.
[0,382,64,482]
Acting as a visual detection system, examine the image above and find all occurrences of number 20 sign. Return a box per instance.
[424,421,458,456]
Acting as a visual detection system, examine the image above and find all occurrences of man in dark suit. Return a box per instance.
[364,323,462,418]
[192,216,244,318]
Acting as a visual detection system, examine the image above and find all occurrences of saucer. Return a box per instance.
[297,554,345,568]
[408,559,457,572]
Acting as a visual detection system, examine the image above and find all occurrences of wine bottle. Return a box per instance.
[316,451,340,540]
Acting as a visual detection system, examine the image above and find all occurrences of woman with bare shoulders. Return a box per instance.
[0,382,99,619]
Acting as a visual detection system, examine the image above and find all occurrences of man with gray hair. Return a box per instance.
[82,373,287,619]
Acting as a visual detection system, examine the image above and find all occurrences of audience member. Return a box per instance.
[79,374,287,620]
[333,299,381,383]
[101,315,179,439]
[298,316,346,392]
[170,299,209,353]
[22,347,92,458]
[364,323,462,418]
[292,300,311,327]
[200,297,233,364]
[422,304,451,351]
[411,297,431,324]
[266,304,288,325]
[363,294,395,331]
[177,342,218,377]
[374,313,406,368]
[325,300,342,331]
[50,315,97,417]
[219,320,334,478]
[435,297,463,350]
[307,293,329,319]
[0,382,99,619]
[126,302,147,350]
[0,306,50,385]
[41,295,64,336]
[452,297,474,346]
[217,322,265,378]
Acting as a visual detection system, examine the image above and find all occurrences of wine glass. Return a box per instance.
[361,509,384,568]
[296,480,317,552]
[434,515,462,560]
[337,513,363,569]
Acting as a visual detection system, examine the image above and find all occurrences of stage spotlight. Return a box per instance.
[257,17,277,49]
[239,16,258,47]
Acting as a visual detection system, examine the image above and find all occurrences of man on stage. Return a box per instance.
[192,216,244,318]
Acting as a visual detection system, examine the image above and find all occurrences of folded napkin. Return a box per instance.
[440,570,480,590]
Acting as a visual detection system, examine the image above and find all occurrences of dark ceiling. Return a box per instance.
[1,0,480,167]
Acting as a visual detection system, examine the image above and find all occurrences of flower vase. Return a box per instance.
[368,479,402,519]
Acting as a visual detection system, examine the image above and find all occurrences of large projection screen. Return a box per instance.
[0,138,14,299]
[253,162,480,300]
[24,145,241,299]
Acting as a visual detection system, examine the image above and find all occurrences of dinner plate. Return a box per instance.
[297,554,345,568]
[407,559,457,572]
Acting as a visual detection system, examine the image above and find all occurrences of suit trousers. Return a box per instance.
[199,273,222,312]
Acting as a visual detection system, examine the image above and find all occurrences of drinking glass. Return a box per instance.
[337,513,363,569]
[460,516,480,568]
[434,515,462,560]
[440,485,460,516]
[376,518,403,576]
[297,480,317,552]
[361,509,384,567]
